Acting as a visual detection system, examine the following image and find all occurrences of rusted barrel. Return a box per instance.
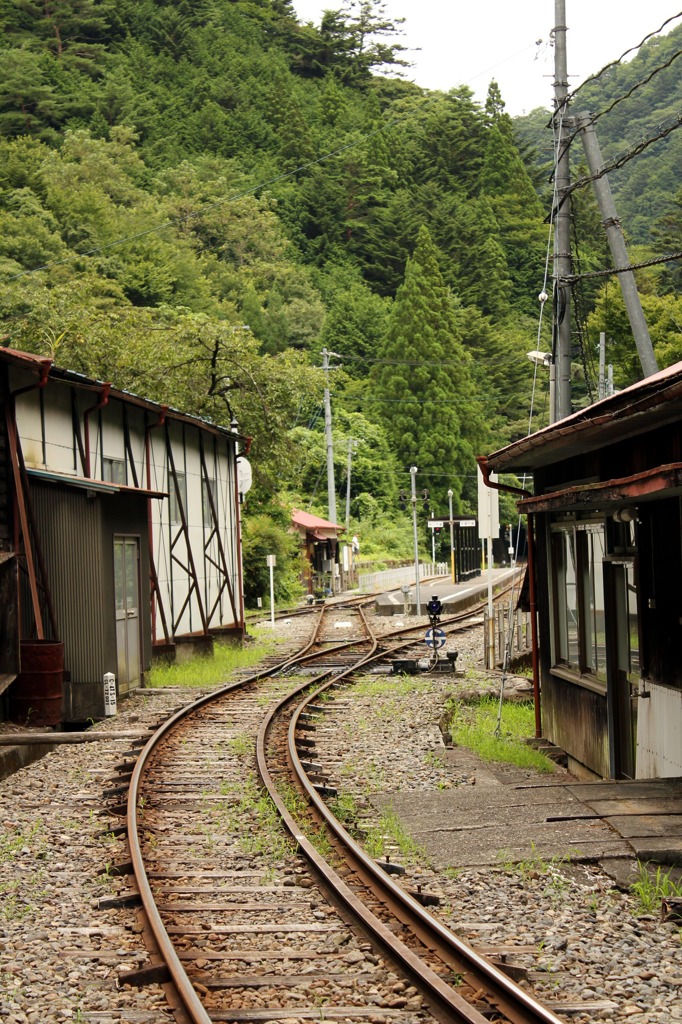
[9,640,64,727]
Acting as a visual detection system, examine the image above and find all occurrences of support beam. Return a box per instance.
[576,111,658,379]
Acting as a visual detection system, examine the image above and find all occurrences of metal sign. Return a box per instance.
[428,520,444,529]
[266,554,276,567]
[457,519,476,528]
[425,627,446,649]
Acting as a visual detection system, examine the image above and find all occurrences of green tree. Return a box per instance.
[372,225,485,511]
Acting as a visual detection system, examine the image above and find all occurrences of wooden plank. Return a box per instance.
[165,924,334,934]
[158,903,316,913]
[178,950,335,961]
[545,1001,619,1015]
[204,974,370,989]
[0,730,151,745]
[208,1010,402,1021]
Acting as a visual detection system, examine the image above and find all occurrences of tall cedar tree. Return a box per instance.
[372,225,483,511]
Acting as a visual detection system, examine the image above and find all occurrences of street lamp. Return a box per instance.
[527,350,555,424]
[447,489,455,583]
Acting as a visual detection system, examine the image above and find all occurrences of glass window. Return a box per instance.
[583,527,607,680]
[551,520,606,680]
[202,475,216,526]
[103,457,126,485]
[169,470,187,525]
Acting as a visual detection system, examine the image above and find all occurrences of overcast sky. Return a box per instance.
[290,1,680,115]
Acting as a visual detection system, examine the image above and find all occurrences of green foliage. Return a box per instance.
[629,861,682,915]
[444,696,555,772]
[147,630,277,688]
[241,511,304,608]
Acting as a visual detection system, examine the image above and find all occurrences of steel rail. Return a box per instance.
[124,585,523,1023]
[125,605,332,1023]
[259,611,564,1024]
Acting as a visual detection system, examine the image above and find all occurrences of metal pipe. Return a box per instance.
[476,456,542,736]
[83,383,111,478]
[409,466,420,615]
[8,360,53,641]
[145,408,168,644]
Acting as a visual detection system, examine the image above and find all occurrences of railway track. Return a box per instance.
[110,592,560,1024]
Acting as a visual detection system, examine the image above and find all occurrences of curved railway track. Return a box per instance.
[116,590,561,1024]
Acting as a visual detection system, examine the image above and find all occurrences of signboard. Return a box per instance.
[428,520,444,529]
[266,554,276,567]
[477,466,500,538]
[237,456,253,496]
[457,519,476,528]
[425,627,446,650]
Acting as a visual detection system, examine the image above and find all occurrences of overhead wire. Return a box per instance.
[566,11,682,102]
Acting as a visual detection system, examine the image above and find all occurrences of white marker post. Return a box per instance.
[266,554,276,627]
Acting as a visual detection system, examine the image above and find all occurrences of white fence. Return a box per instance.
[483,605,533,667]
[358,562,448,593]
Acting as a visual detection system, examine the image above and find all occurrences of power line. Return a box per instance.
[567,11,682,102]
[554,44,682,163]
[556,109,682,208]
[567,250,682,283]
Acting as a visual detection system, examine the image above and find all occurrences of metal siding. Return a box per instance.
[42,386,74,474]
[31,482,106,682]
[101,401,125,461]
[636,682,682,778]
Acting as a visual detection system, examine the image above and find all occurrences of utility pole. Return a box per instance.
[410,466,421,616]
[576,112,658,379]
[553,0,572,422]
[599,331,606,400]
[344,437,356,535]
[447,488,455,583]
[322,349,338,524]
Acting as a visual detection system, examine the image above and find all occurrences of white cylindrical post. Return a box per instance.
[447,489,455,583]
[410,466,420,616]
[266,554,276,627]
[103,672,117,717]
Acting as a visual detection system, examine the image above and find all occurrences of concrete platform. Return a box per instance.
[374,567,521,616]
[372,763,682,874]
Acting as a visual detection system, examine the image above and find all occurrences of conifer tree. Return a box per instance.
[372,225,484,510]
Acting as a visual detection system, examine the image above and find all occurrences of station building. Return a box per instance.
[479,360,682,780]
[0,347,247,724]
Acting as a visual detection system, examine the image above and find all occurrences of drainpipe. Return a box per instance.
[476,457,542,739]
[231,419,245,635]
[8,359,53,641]
[145,408,168,643]
[83,383,111,478]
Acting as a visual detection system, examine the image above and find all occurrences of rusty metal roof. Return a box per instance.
[482,361,682,474]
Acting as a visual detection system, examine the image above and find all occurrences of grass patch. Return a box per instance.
[148,629,276,688]
[352,675,435,698]
[445,696,554,773]
[630,861,682,915]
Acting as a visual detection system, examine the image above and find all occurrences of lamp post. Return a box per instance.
[410,465,420,616]
[447,488,455,583]
[527,349,554,424]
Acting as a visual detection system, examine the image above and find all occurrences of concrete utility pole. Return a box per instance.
[576,112,658,379]
[553,0,572,422]
[410,465,421,616]
[322,348,338,524]
[599,331,606,400]
[344,437,357,535]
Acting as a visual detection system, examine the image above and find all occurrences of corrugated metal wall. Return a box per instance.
[31,483,106,682]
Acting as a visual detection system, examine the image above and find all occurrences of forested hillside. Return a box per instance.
[0,0,680,591]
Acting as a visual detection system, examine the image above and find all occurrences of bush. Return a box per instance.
[241,512,304,608]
